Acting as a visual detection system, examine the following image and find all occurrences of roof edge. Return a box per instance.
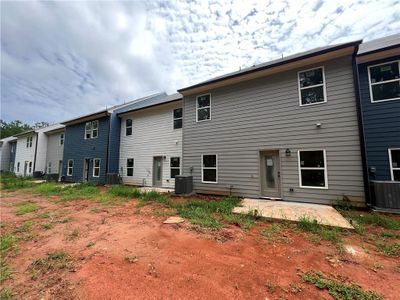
[117,97,182,117]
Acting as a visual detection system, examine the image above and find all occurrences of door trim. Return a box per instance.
[259,150,282,199]
[152,156,163,187]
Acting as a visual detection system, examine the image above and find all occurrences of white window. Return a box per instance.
[389,149,400,181]
[11,144,14,153]
[368,60,400,102]
[60,133,64,145]
[47,162,52,174]
[93,158,100,177]
[28,161,32,174]
[17,162,20,172]
[67,159,74,176]
[298,150,328,188]
[127,158,134,176]
[298,67,326,106]
[26,136,33,148]
[196,94,211,121]
[170,157,180,178]
[201,154,217,183]
[126,119,132,136]
[85,120,99,139]
[173,108,183,129]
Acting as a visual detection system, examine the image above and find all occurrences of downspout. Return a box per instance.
[33,132,39,174]
[351,45,371,206]
[105,114,111,182]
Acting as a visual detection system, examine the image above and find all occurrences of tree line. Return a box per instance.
[0,120,50,139]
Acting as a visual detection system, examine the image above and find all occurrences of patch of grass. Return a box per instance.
[14,220,35,233]
[298,216,340,243]
[301,270,383,300]
[0,288,13,300]
[59,183,100,201]
[395,264,400,273]
[42,223,53,230]
[107,185,141,198]
[379,231,399,239]
[221,212,256,230]
[266,280,277,293]
[30,251,75,277]
[0,234,17,255]
[343,212,400,230]
[36,211,50,219]
[140,191,171,205]
[65,229,80,241]
[0,263,11,283]
[376,242,400,257]
[33,182,63,196]
[0,172,35,190]
[289,283,302,294]
[15,203,39,216]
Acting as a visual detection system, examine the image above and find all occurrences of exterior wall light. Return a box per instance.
[285,148,291,157]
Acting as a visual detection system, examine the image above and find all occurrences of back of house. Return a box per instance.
[179,40,366,206]
[357,34,400,209]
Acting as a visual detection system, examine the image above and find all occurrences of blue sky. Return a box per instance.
[1,0,399,124]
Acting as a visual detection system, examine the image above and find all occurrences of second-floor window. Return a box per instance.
[298,67,326,106]
[173,108,183,129]
[368,60,400,102]
[26,136,33,148]
[126,119,132,136]
[197,94,211,121]
[85,120,99,139]
[60,133,64,145]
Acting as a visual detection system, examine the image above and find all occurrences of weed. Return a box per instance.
[14,220,35,233]
[353,222,365,235]
[289,283,302,294]
[298,216,340,243]
[376,242,400,257]
[262,223,282,239]
[33,182,63,196]
[58,217,71,224]
[266,280,277,293]
[140,191,170,205]
[0,263,11,283]
[15,203,39,216]
[0,288,13,300]
[379,231,399,239]
[42,223,53,230]
[65,229,80,241]
[301,270,383,300]
[336,195,353,211]
[30,251,75,276]
[108,185,141,198]
[395,264,400,273]
[59,183,100,201]
[0,234,17,255]
[221,212,256,230]
[86,241,95,248]
[124,255,138,263]
[37,211,50,219]
[343,212,400,230]
[370,262,384,272]
[0,172,35,190]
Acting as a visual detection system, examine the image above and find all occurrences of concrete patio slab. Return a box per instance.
[138,187,174,194]
[233,198,353,229]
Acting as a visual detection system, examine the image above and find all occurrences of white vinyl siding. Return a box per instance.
[45,131,64,175]
[119,101,182,188]
[14,134,37,176]
[368,60,400,103]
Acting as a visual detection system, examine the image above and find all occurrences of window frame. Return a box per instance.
[201,154,218,184]
[367,60,400,103]
[388,148,400,181]
[26,136,33,148]
[126,158,134,177]
[84,120,99,139]
[196,93,211,122]
[17,162,20,172]
[48,161,52,174]
[126,119,133,136]
[173,108,183,129]
[60,133,64,145]
[298,66,327,107]
[170,157,181,178]
[93,158,101,178]
[67,159,74,176]
[297,149,328,189]
[28,161,32,174]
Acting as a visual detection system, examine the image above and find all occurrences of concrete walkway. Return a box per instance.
[233,198,353,229]
[138,186,174,194]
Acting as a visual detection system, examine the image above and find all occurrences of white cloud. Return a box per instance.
[1,0,399,124]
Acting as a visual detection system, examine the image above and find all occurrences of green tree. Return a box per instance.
[0,120,33,139]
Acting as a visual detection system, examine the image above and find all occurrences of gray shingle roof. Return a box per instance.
[116,93,182,115]
[358,34,400,55]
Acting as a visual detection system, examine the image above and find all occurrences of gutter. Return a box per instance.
[351,45,371,206]
[116,98,182,117]
[33,132,39,173]
[357,44,400,57]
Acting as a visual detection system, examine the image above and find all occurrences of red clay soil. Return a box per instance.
[1,190,399,300]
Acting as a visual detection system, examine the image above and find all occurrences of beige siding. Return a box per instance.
[45,131,64,174]
[182,56,365,205]
[119,101,183,188]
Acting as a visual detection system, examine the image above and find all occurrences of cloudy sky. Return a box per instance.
[1,0,399,124]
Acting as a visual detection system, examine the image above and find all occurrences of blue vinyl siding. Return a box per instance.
[107,112,121,174]
[358,56,400,181]
[62,116,110,184]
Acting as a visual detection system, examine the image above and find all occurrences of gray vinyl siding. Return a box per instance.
[182,56,365,205]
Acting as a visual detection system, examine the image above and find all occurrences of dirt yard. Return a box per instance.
[1,187,399,300]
